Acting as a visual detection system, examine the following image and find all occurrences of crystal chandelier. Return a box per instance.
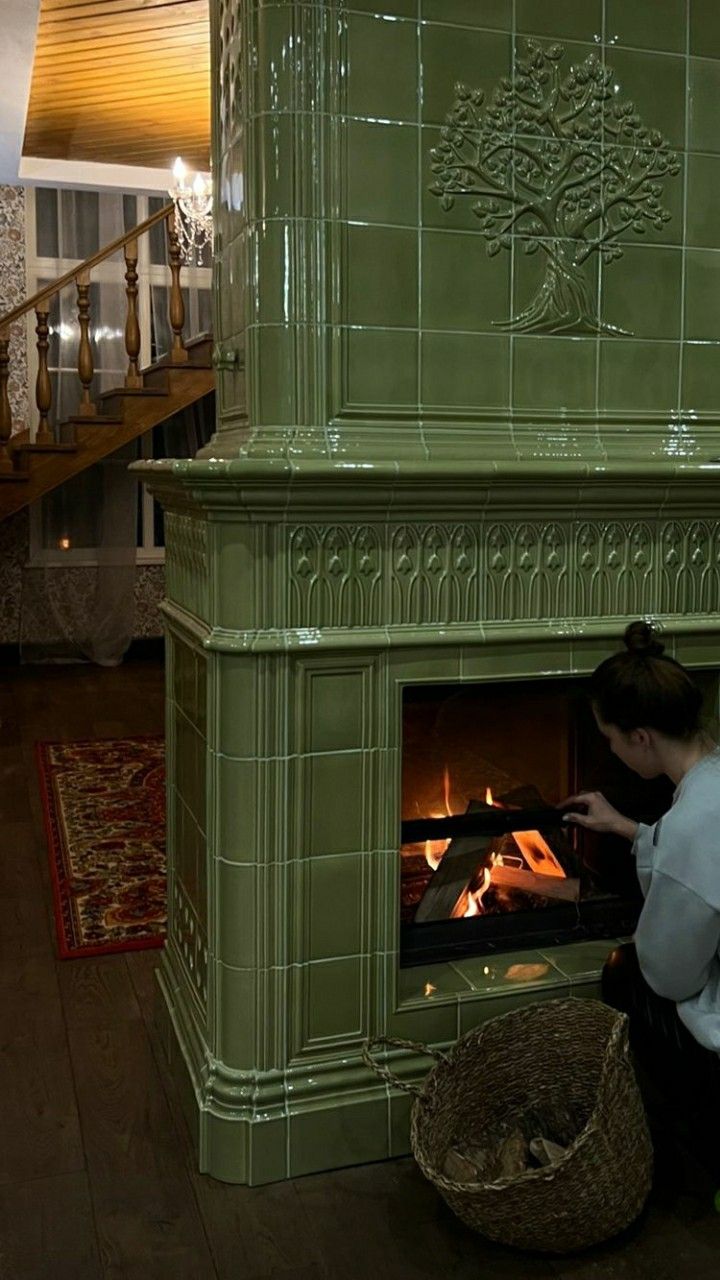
[169,157,213,265]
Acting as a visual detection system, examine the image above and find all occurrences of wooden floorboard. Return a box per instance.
[2,659,720,1279]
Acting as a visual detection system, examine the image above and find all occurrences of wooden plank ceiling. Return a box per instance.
[23,0,210,170]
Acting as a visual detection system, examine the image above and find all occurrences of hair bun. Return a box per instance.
[624,620,665,658]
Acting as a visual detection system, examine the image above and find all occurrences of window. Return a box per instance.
[25,187,213,566]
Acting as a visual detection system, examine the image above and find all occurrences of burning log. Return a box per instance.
[413,827,493,923]
[489,864,580,902]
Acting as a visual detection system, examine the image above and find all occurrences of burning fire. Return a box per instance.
[423,766,453,871]
[425,779,567,917]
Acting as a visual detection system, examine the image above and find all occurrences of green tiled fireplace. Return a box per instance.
[137,0,720,1184]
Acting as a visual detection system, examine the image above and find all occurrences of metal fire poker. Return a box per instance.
[400,807,572,845]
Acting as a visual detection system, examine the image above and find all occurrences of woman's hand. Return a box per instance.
[560,792,638,841]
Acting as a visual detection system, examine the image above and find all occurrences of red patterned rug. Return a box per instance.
[37,737,166,959]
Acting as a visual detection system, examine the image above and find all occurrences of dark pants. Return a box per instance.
[602,943,720,1169]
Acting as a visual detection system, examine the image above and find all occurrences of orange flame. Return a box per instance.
[424,766,453,870]
[485,786,494,806]
[463,866,492,917]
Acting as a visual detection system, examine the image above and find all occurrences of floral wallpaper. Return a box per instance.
[0,184,29,433]
[0,185,164,648]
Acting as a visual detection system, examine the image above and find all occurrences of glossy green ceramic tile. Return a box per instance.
[690,0,720,58]
[346,328,418,407]
[345,119,418,225]
[216,755,259,862]
[684,250,720,341]
[687,155,720,248]
[248,1118,289,1186]
[386,1000,458,1045]
[599,339,679,411]
[601,247,682,340]
[307,669,367,752]
[688,57,720,153]
[421,332,510,409]
[216,656,257,758]
[306,751,367,856]
[610,147,684,249]
[450,950,565,993]
[682,342,720,411]
[346,12,418,123]
[516,0,601,42]
[348,0,417,17]
[254,5,295,114]
[252,115,294,220]
[389,648,461,683]
[251,221,294,325]
[512,336,597,411]
[421,0,510,27]
[305,957,364,1040]
[608,48,686,149]
[254,325,296,423]
[217,861,257,968]
[304,853,364,960]
[345,225,418,327]
[288,1096,389,1178]
[421,230,511,332]
[540,939,616,980]
[606,0,685,53]
[421,24,511,125]
[461,639,576,679]
[512,236,600,331]
[217,964,257,1069]
[389,1089,412,1158]
[398,961,472,1002]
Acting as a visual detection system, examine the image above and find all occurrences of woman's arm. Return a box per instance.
[635,873,720,1003]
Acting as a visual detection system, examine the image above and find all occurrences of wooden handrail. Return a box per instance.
[0,200,195,449]
[0,202,173,334]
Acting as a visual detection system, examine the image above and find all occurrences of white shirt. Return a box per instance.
[632,748,720,1052]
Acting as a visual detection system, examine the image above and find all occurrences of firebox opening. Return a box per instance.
[400,672,717,967]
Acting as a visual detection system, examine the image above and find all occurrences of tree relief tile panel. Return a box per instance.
[429,40,681,335]
[286,519,720,629]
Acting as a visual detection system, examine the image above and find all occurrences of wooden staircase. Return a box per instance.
[0,203,215,522]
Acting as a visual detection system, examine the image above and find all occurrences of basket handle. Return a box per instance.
[362,1035,449,1098]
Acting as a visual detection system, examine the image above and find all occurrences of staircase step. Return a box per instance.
[66,413,123,425]
[12,442,78,453]
[0,471,28,483]
[99,386,168,401]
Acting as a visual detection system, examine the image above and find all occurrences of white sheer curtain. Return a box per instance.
[23,190,139,666]
[21,187,213,667]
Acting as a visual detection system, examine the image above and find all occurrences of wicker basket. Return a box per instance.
[364,997,652,1253]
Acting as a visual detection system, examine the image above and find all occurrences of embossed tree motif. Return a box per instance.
[429,39,680,334]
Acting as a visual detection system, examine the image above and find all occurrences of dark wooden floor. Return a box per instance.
[3,660,720,1279]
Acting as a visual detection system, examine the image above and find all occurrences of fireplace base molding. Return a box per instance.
[138,456,720,1184]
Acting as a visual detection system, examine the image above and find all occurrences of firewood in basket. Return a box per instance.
[497,1129,528,1178]
[529,1136,567,1167]
[442,1146,482,1182]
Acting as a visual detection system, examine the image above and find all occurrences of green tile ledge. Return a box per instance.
[397,938,616,1010]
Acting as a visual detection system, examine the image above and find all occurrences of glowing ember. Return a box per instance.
[424,982,436,997]
[485,785,493,805]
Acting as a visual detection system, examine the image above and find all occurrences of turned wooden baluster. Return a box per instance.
[0,326,12,471]
[124,238,142,388]
[35,305,53,443]
[166,211,188,363]
[76,269,96,415]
